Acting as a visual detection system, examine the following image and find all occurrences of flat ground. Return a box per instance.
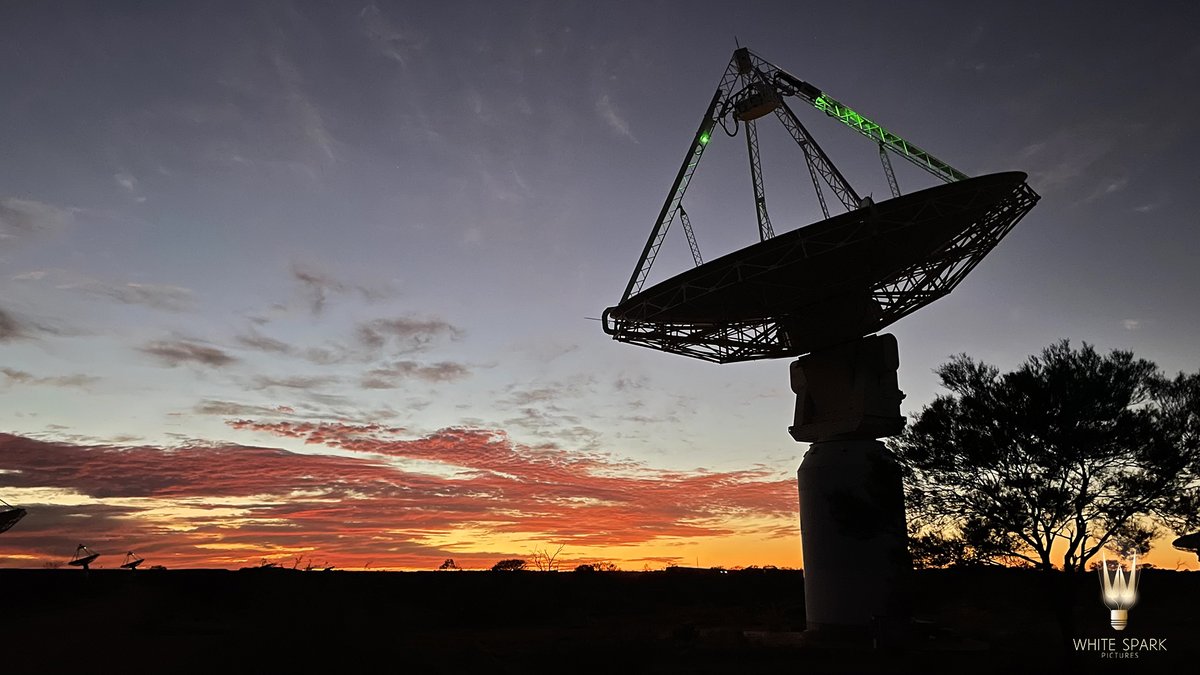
[3,567,1195,673]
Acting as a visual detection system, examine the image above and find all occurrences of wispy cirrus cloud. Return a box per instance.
[74,280,195,312]
[0,305,73,342]
[0,198,74,241]
[613,373,650,392]
[292,263,346,315]
[235,329,294,355]
[14,269,196,312]
[114,171,146,203]
[267,34,337,163]
[509,338,578,363]
[355,316,462,354]
[1019,132,1114,195]
[0,306,27,342]
[487,376,603,445]
[1,368,99,389]
[138,339,238,368]
[193,400,298,417]
[235,311,461,373]
[290,261,396,315]
[596,93,636,143]
[359,2,425,67]
[81,278,193,309]
[252,374,341,390]
[361,360,470,388]
[1017,123,1152,204]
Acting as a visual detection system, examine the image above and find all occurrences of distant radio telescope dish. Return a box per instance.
[121,551,145,570]
[0,499,26,534]
[68,544,100,570]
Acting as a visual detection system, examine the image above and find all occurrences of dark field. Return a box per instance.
[4,567,1196,673]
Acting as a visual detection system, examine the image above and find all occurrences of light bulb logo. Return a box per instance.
[1098,552,1139,631]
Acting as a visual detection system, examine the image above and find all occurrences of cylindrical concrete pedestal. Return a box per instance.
[798,439,911,631]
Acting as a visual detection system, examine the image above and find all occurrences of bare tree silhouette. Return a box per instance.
[529,544,565,572]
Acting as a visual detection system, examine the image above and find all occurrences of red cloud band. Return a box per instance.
[0,427,796,569]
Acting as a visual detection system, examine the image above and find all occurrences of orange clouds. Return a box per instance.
[0,427,797,570]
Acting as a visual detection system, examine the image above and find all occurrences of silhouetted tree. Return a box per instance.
[529,544,565,572]
[491,558,526,572]
[574,561,618,573]
[891,340,1200,572]
[438,558,460,571]
[1149,370,1200,532]
[906,521,967,570]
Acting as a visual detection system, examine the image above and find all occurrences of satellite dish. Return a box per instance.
[605,172,1037,361]
[603,48,1038,364]
[600,47,1040,634]
[68,544,100,570]
[0,498,26,534]
[121,551,145,570]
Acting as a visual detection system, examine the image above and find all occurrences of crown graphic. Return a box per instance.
[1098,552,1139,631]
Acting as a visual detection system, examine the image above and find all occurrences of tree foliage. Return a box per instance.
[575,561,619,573]
[890,340,1200,572]
[491,558,526,572]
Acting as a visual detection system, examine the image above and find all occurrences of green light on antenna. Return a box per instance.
[699,132,710,145]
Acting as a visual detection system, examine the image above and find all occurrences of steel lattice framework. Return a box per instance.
[604,47,1040,364]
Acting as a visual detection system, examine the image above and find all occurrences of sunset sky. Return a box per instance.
[2,2,1198,571]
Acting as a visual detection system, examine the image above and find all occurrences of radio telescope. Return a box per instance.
[602,47,1038,634]
[0,498,26,534]
[121,551,146,570]
[69,544,100,570]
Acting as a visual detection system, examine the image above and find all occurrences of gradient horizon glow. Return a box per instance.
[2,2,1198,571]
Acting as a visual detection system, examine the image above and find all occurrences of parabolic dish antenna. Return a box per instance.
[0,498,26,534]
[603,48,1038,363]
[68,544,100,570]
[599,46,1040,634]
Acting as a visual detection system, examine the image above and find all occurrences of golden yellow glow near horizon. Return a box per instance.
[3,485,1197,572]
